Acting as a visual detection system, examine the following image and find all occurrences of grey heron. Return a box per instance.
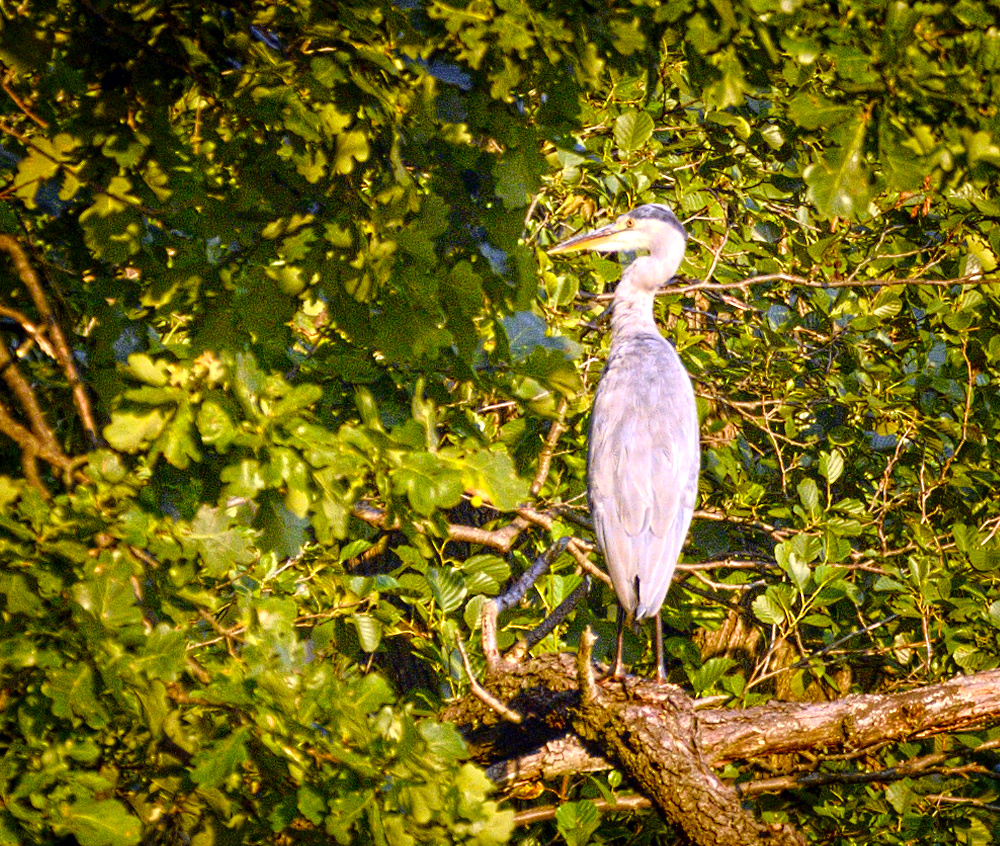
[550,203,700,681]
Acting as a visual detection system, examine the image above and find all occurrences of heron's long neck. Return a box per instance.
[610,286,657,339]
[610,256,671,339]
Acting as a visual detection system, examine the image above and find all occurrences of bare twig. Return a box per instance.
[530,396,569,496]
[923,794,1000,812]
[2,71,49,128]
[739,748,998,797]
[0,342,61,453]
[0,304,57,357]
[456,637,523,724]
[657,271,990,298]
[513,794,653,826]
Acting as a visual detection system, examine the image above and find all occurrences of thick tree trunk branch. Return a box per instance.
[697,668,1000,763]
[449,636,1000,844]
[573,628,805,846]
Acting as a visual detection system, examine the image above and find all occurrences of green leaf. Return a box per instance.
[787,93,856,130]
[689,657,737,695]
[495,146,545,208]
[884,780,913,814]
[196,396,237,450]
[59,800,141,846]
[419,720,467,763]
[72,558,144,633]
[190,727,250,789]
[614,111,654,153]
[461,554,510,578]
[818,450,844,484]
[752,592,786,625]
[464,450,529,511]
[338,539,372,562]
[0,572,43,615]
[426,567,467,614]
[42,664,109,729]
[12,134,78,207]
[103,408,167,452]
[871,288,903,319]
[334,130,370,174]
[351,613,382,652]
[555,800,600,846]
[298,785,327,826]
[804,114,871,218]
[392,453,465,516]
[159,401,201,469]
[181,505,257,576]
[270,383,323,418]
[125,353,170,386]
[797,478,820,512]
[703,47,751,109]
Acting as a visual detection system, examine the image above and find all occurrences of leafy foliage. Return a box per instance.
[1,1,1000,844]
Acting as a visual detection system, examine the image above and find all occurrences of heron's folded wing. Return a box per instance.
[595,404,697,618]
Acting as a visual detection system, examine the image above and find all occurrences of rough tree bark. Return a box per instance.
[574,629,805,846]
[445,599,1000,845]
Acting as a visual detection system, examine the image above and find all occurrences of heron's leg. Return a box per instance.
[611,605,626,678]
[654,614,665,682]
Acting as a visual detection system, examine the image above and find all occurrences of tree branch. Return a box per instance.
[2,71,49,129]
[0,397,77,492]
[0,236,99,446]
[512,794,652,826]
[530,396,569,496]
[0,342,61,453]
[450,638,1000,843]
[739,747,999,797]
[654,271,991,299]
[0,304,57,358]
[573,629,805,846]
[697,668,1000,764]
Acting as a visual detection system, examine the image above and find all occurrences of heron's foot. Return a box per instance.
[609,655,626,680]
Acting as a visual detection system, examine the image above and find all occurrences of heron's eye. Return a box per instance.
[625,219,634,228]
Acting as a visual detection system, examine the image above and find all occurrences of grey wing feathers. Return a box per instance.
[588,336,699,620]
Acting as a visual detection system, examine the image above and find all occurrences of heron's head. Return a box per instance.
[549,203,687,259]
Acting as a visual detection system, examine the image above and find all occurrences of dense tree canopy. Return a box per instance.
[1,0,1000,844]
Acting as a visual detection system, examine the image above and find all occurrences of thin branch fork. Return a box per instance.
[0,236,99,446]
[0,395,77,492]
[350,499,612,589]
[739,747,999,797]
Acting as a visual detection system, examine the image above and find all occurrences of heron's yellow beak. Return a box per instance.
[548,220,630,255]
